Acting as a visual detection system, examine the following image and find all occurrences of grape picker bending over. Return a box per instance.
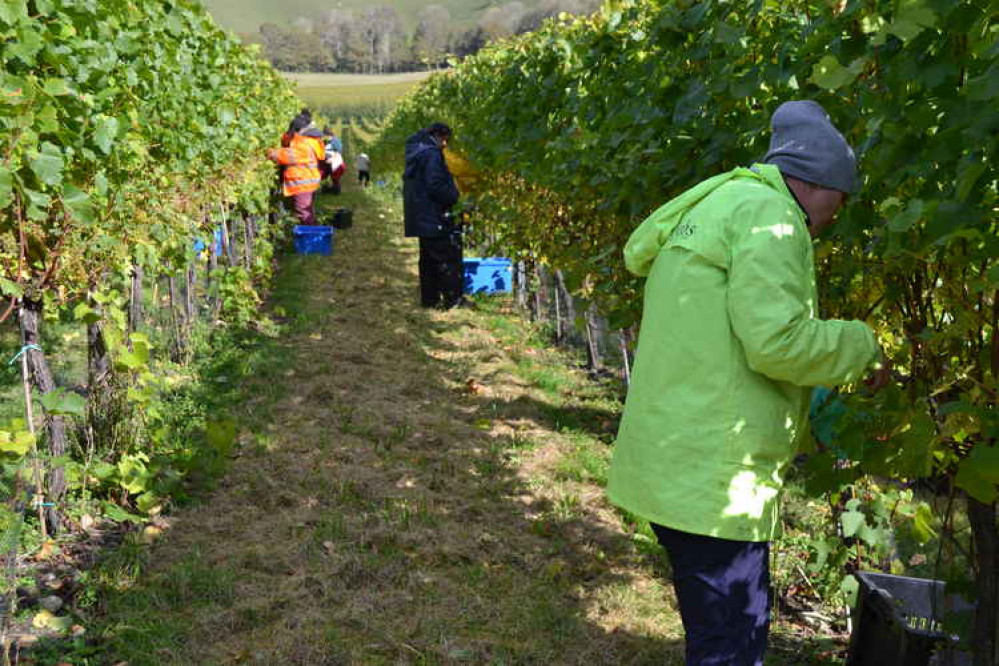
[403,123,466,309]
[607,101,891,666]
[267,114,325,226]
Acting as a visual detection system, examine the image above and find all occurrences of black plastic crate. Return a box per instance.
[331,208,353,229]
[846,572,971,666]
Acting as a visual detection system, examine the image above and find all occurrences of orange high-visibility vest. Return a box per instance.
[271,134,324,196]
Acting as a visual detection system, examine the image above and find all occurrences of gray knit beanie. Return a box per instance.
[764,101,858,194]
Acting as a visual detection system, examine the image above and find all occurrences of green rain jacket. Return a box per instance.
[607,164,878,542]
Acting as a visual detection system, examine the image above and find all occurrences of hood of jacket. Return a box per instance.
[623,164,791,277]
[404,130,439,173]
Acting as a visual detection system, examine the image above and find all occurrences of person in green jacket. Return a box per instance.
[607,101,890,665]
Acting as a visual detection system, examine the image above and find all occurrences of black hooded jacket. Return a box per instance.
[403,130,460,238]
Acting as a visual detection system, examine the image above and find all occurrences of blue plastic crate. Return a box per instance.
[464,257,512,295]
[193,228,223,254]
[293,225,334,255]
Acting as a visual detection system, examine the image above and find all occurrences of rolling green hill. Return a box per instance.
[198,0,508,35]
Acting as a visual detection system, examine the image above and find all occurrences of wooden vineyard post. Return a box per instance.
[619,328,632,388]
[17,299,68,533]
[514,261,529,311]
[556,271,578,346]
[168,276,183,359]
[128,264,144,334]
[243,215,256,270]
[532,264,545,324]
[185,261,196,325]
[584,305,603,371]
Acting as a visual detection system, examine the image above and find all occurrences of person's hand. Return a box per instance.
[864,354,893,393]
[266,148,277,161]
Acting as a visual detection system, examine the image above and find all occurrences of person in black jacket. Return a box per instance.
[403,123,464,309]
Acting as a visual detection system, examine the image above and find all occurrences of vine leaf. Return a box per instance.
[912,503,936,545]
[62,185,96,224]
[39,388,86,417]
[0,430,33,458]
[888,2,937,42]
[888,199,923,233]
[841,509,866,537]
[29,142,64,187]
[955,446,999,504]
[0,165,12,208]
[809,56,860,91]
[93,115,119,155]
[0,277,22,298]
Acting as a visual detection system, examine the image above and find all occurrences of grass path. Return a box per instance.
[93,182,683,665]
[90,183,833,665]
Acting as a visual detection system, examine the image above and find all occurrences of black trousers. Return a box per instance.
[652,523,770,666]
[418,234,463,308]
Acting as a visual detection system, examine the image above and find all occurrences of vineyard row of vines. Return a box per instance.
[0,0,298,648]
[373,0,999,662]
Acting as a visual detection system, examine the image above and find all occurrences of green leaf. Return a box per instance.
[955,161,986,202]
[0,277,22,298]
[115,335,150,371]
[839,574,859,605]
[91,461,116,481]
[966,445,999,481]
[912,503,936,545]
[93,115,119,154]
[0,165,13,208]
[809,55,860,91]
[955,464,995,503]
[62,184,96,224]
[0,430,34,458]
[888,199,924,233]
[841,510,866,537]
[966,65,999,102]
[33,610,73,633]
[8,27,42,63]
[857,523,886,548]
[39,388,86,417]
[0,1,29,25]
[891,409,936,478]
[130,332,151,363]
[29,142,64,187]
[73,302,101,324]
[42,78,70,96]
[136,491,161,513]
[102,502,144,524]
[117,455,151,494]
[955,446,999,503]
[23,188,51,220]
[888,2,937,41]
[94,172,109,196]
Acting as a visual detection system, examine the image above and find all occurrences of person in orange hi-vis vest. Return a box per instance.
[267,114,325,225]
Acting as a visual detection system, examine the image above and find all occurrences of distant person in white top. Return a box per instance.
[356,153,371,187]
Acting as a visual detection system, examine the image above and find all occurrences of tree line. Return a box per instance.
[242,0,601,73]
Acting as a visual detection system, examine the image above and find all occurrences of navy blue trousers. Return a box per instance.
[652,523,770,666]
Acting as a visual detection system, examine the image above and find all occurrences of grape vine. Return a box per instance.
[0,0,298,641]
[376,0,998,660]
